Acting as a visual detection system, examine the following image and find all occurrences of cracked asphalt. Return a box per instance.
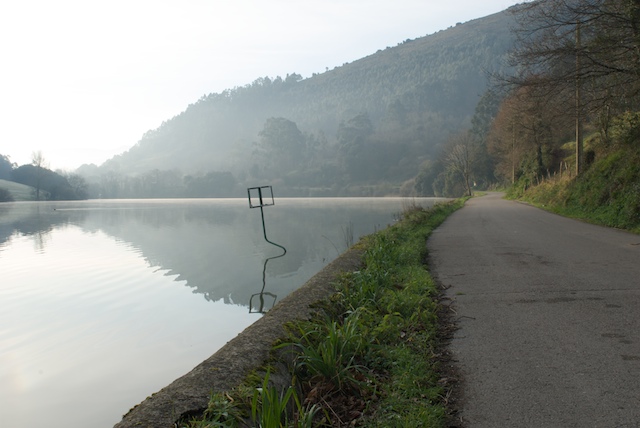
[428,193,640,428]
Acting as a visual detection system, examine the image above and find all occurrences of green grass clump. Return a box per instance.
[184,199,464,427]
[286,199,464,426]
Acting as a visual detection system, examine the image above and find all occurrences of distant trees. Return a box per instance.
[414,89,505,197]
[255,117,307,176]
[337,113,376,181]
[137,169,183,198]
[87,10,516,195]
[0,154,14,180]
[88,168,238,198]
[487,93,526,184]
[65,174,89,200]
[414,159,443,196]
[184,171,236,197]
[468,90,503,186]
[31,151,47,200]
[443,132,475,197]
[0,11,525,198]
[8,157,89,201]
[414,132,478,197]
[0,187,13,202]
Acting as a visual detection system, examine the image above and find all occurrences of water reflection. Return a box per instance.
[247,186,287,313]
[249,257,281,314]
[1,198,445,308]
[0,197,447,428]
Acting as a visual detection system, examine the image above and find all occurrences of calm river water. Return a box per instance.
[0,197,445,427]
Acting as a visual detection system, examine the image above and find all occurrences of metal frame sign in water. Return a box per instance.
[247,186,275,209]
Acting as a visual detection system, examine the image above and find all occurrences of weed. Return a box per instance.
[250,370,319,428]
[287,311,370,394]
[341,221,354,249]
[204,393,241,427]
[513,143,640,231]
[188,200,465,428]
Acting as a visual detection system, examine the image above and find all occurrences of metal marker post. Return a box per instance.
[248,186,287,255]
[247,186,286,313]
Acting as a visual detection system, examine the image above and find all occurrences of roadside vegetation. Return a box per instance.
[460,0,640,236]
[180,199,464,428]
[507,121,640,233]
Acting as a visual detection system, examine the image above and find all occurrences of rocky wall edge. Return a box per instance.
[113,247,364,428]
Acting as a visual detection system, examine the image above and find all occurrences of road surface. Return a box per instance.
[427,193,640,427]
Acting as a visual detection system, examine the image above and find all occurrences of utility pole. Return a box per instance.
[575,20,583,176]
[512,124,516,184]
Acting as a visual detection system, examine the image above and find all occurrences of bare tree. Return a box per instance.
[511,0,640,100]
[31,150,47,200]
[507,0,640,174]
[488,94,528,184]
[443,132,474,196]
[488,85,570,184]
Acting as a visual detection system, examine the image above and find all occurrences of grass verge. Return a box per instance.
[181,199,465,428]
[507,145,640,233]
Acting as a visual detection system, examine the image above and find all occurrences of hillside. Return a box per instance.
[86,8,516,197]
[0,179,35,201]
[509,141,640,232]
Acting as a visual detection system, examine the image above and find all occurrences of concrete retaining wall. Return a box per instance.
[114,248,364,428]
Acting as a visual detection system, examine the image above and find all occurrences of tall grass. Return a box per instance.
[185,199,464,427]
[341,222,354,249]
[287,311,368,394]
[510,144,640,232]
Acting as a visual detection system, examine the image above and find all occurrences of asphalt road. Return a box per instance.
[427,193,640,428]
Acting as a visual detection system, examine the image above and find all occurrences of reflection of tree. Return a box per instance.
[1,200,425,306]
[31,151,47,201]
[0,202,81,249]
[80,201,401,306]
[32,229,52,253]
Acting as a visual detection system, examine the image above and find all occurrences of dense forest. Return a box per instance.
[70,9,515,198]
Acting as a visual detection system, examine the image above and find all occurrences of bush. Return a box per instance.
[0,187,14,202]
[513,145,640,231]
[610,111,640,146]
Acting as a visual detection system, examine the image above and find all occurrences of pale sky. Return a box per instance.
[0,0,519,171]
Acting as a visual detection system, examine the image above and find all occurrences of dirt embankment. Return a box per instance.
[113,248,364,428]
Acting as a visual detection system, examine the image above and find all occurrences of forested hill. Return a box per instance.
[88,8,515,197]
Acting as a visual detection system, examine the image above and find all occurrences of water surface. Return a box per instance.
[0,197,445,427]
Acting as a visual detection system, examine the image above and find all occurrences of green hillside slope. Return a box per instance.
[0,179,34,201]
[95,8,516,194]
[510,142,640,232]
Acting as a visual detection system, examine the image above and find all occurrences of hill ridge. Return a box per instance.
[83,7,516,198]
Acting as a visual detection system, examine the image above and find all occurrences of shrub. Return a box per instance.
[0,187,14,202]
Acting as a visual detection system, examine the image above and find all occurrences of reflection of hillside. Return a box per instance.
[83,202,259,305]
[78,199,412,306]
[79,201,322,305]
[0,202,89,250]
[1,199,440,307]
